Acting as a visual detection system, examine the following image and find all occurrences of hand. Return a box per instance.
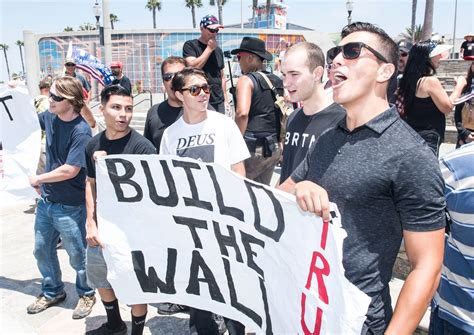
[207,38,217,51]
[29,175,40,188]
[86,221,104,248]
[466,133,474,143]
[455,76,467,88]
[294,181,331,221]
[93,150,107,161]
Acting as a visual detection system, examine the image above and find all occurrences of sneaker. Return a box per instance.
[86,322,127,335]
[72,295,96,319]
[27,292,67,314]
[156,303,189,315]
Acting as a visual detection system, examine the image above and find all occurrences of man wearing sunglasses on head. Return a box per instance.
[144,56,186,151]
[280,22,446,335]
[183,14,229,114]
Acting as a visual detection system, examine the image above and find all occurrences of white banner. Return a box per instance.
[96,155,371,334]
[0,85,41,206]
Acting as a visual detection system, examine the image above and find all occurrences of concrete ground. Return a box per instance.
[0,143,455,334]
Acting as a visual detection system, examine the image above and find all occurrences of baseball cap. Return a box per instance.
[397,40,413,53]
[429,44,453,58]
[65,57,76,65]
[110,61,123,68]
[200,15,223,30]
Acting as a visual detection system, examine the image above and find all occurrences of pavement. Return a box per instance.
[0,143,456,334]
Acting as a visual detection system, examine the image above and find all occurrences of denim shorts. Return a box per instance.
[86,246,112,289]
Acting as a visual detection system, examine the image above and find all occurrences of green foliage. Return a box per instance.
[146,0,162,11]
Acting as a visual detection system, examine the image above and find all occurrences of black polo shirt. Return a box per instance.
[292,106,446,333]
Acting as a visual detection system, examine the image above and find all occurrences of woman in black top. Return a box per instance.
[454,61,474,147]
[397,40,466,155]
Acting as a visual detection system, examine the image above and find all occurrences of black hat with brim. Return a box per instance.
[231,37,273,61]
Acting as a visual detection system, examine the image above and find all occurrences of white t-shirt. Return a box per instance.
[160,110,250,169]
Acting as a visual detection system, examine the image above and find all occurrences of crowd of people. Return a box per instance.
[23,14,473,335]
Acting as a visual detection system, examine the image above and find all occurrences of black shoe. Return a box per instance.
[157,303,189,315]
[86,322,127,335]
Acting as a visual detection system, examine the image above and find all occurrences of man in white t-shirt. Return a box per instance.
[160,67,249,335]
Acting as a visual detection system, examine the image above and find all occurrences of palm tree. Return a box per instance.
[110,13,119,30]
[16,40,25,75]
[421,0,434,40]
[402,24,423,42]
[185,0,203,28]
[266,0,271,28]
[411,0,417,42]
[251,0,258,28]
[0,44,11,80]
[64,26,74,32]
[209,0,227,25]
[146,0,162,29]
[78,23,97,31]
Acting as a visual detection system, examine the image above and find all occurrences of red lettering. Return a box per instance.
[300,293,323,335]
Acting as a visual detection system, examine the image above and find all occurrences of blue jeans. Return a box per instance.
[429,305,472,335]
[33,198,94,299]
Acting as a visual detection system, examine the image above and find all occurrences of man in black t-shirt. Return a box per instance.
[279,42,345,184]
[85,85,156,335]
[110,61,132,95]
[461,33,474,60]
[183,14,228,114]
[144,56,185,150]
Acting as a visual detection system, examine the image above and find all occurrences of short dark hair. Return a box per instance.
[161,56,186,76]
[38,78,52,90]
[171,67,209,92]
[341,22,399,69]
[100,85,132,105]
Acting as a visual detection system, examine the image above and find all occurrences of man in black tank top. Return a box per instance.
[232,37,283,185]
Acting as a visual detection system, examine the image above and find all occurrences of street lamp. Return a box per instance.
[93,1,102,30]
[346,0,354,26]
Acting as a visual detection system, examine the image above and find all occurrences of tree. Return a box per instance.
[0,44,11,80]
[110,13,119,30]
[402,24,423,42]
[78,23,97,31]
[209,0,227,25]
[64,26,74,32]
[266,0,271,27]
[411,0,417,42]
[16,40,25,75]
[185,0,203,28]
[421,0,434,40]
[146,0,162,29]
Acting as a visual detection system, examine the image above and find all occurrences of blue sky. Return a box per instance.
[0,0,473,82]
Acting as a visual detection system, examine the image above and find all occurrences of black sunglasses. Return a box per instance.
[206,27,219,33]
[49,92,66,102]
[181,84,211,96]
[163,72,178,82]
[65,63,75,67]
[400,52,409,57]
[327,42,388,64]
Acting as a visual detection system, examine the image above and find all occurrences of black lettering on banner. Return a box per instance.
[222,258,262,328]
[244,180,285,242]
[141,160,179,207]
[240,231,265,278]
[131,249,177,294]
[173,216,208,249]
[259,276,273,335]
[206,165,244,222]
[0,95,13,121]
[212,221,243,263]
[172,160,213,211]
[186,250,225,303]
[106,158,143,202]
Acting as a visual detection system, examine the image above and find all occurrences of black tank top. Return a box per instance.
[405,96,446,139]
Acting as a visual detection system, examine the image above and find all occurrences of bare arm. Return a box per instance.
[230,161,246,177]
[185,39,217,69]
[29,164,81,187]
[85,177,103,247]
[235,76,254,134]
[221,69,228,105]
[385,228,445,335]
[81,105,96,128]
[424,76,467,114]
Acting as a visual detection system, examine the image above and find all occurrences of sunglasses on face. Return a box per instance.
[163,72,177,82]
[206,27,219,33]
[326,42,389,64]
[49,92,66,102]
[65,63,75,67]
[181,84,211,96]
[400,52,408,57]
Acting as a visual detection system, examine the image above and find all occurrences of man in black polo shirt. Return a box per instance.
[280,22,446,334]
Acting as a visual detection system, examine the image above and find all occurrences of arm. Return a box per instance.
[221,69,229,105]
[454,102,471,142]
[184,39,217,69]
[235,76,254,134]
[85,177,103,247]
[230,161,246,177]
[80,105,96,128]
[425,76,467,114]
[385,228,444,335]
[29,164,81,187]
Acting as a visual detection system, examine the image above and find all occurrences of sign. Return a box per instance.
[0,85,41,206]
[96,155,371,334]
